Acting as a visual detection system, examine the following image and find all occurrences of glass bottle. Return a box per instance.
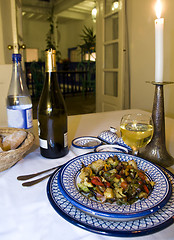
[6,53,33,129]
[37,48,69,158]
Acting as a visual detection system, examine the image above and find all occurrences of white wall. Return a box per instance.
[0,0,13,64]
[22,19,49,60]
[0,0,5,64]
[22,16,95,60]
[59,17,95,59]
[128,0,174,118]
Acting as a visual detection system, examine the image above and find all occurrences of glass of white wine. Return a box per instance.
[120,113,154,155]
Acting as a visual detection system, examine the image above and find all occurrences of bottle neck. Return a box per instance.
[45,71,59,91]
[13,60,22,74]
[8,59,30,97]
[12,59,23,85]
[12,53,22,74]
[44,49,59,90]
[45,51,57,73]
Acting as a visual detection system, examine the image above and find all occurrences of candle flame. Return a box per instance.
[155,0,162,19]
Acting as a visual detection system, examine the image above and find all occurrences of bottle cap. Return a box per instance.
[12,54,21,62]
[45,48,57,72]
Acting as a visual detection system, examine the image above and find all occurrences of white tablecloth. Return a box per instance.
[0,109,174,240]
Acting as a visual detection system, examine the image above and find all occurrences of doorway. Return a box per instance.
[96,0,128,112]
[21,0,97,117]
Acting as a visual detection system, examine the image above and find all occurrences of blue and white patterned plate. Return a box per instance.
[57,152,172,221]
[47,167,174,237]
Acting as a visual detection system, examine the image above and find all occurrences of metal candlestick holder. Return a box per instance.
[139,81,174,167]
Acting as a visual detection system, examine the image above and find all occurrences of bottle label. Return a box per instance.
[7,107,33,129]
[64,132,68,147]
[39,137,67,149]
[39,138,48,149]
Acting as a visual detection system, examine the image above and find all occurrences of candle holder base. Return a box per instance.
[139,143,174,168]
[138,81,174,168]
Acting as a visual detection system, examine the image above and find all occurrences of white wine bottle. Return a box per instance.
[37,49,69,158]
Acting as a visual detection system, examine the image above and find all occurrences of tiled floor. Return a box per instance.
[32,93,96,119]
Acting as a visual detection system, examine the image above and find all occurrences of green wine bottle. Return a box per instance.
[37,49,69,158]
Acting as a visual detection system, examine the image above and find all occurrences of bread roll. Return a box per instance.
[2,131,27,151]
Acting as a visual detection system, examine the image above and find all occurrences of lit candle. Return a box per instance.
[155,0,164,82]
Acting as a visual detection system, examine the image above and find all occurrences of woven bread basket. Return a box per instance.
[0,128,35,172]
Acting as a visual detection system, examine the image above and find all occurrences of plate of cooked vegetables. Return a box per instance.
[57,152,172,221]
[47,165,174,237]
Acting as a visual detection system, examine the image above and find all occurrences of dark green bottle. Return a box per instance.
[37,49,69,158]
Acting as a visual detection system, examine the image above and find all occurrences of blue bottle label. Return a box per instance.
[7,107,33,129]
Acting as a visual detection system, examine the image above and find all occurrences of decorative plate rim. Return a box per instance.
[47,167,174,237]
[72,136,102,149]
[57,152,172,220]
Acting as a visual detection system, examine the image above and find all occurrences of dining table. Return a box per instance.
[0,109,174,240]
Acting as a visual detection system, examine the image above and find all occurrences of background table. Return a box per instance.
[0,109,174,240]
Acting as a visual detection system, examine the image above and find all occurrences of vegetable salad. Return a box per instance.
[77,156,155,205]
